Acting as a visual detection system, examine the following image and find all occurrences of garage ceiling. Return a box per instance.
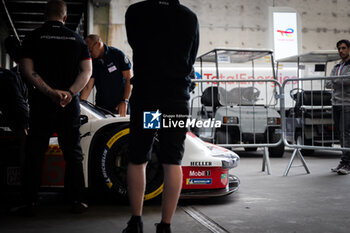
[1,0,88,40]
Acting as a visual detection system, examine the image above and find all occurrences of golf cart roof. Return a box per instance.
[197,48,273,63]
[276,50,340,63]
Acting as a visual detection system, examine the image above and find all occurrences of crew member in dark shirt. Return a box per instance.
[0,68,28,132]
[0,67,28,171]
[3,35,28,126]
[80,34,132,116]
[2,35,29,179]
[124,0,199,232]
[20,0,92,215]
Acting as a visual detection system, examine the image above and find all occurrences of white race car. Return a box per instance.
[1,101,240,200]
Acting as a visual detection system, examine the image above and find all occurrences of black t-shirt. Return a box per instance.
[21,21,91,91]
[92,45,131,112]
[125,0,199,101]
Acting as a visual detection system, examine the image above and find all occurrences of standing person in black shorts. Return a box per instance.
[124,0,199,232]
[20,0,92,214]
[80,34,132,116]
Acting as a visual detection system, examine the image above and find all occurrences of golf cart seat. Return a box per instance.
[293,90,333,118]
[200,86,221,118]
[293,90,332,106]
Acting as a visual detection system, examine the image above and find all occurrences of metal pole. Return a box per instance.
[262,147,271,175]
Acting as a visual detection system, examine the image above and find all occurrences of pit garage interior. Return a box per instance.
[1,1,350,233]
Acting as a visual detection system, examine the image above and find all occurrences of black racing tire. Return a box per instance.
[89,124,164,201]
[268,131,285,157]
[244,147,258,152]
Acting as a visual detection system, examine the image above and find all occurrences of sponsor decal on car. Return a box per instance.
[6,167,21,186]
[42,144,65,186]
[189,170,211,176]
[190,161,212,166]
[221,173,228,186]
[186,178,212,185]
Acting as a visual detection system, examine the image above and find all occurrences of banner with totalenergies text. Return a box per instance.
[192,62,299,108]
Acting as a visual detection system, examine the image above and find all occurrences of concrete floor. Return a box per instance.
[1,148,350,233]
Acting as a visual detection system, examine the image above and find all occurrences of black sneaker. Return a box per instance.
[331,163,345,172]
[122,220,143,233]
[71,202,88,214]
[337,164,350,175]
[155,223,171,233]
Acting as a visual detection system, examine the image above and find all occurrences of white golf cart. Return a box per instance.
[191,48,284,157]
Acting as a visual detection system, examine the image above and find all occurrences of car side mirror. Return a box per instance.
[80,115,88,125]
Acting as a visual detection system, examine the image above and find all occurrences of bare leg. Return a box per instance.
[161,164,183,223]
[127,162,148,216]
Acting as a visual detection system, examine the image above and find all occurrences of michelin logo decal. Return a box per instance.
[143,110,221,129]
[186,178,212,185]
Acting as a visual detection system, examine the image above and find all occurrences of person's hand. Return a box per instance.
[116,101,127,117]
[49,89,72,107]
[59,90,73,107]
[48,89,63,105]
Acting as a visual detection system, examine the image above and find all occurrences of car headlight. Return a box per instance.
[223,116,239,124]
[221,157,240,169]
[213,154,240,169]
[267,117,280,125]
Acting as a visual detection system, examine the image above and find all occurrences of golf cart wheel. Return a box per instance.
[90,124,164,201]
[268,130,285,157]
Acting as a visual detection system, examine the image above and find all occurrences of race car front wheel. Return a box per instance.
[89,124,164,201]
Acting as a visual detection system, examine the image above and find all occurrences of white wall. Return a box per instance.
[92,0,350,60]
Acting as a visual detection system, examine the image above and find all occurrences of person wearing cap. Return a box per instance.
[124,0,199,232]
